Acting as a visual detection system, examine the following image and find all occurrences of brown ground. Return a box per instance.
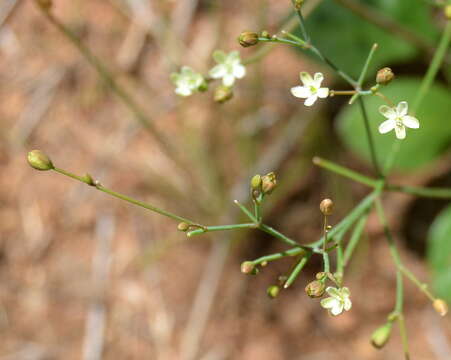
[1,1,450,359]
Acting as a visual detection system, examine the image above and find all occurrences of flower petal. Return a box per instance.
[344,298,352,311]
[402,115,419,129]
[175,86,192,97]
[320,297,337,309]
[290,86,310,98]
[227,50,240,62]
[209,64,226,79]
[379,119,395,134]
[223,74,236,87]
[326,287,341,300]
[379,105,396,119]
[395,125,406,140]
[330,302,344,316]
[340,287,350,297]
[212,50,226,63]
[313,72,324,87]
[396,101,408,116]
[300,72,313,86]
[317,87,329,98]
[233,64,246,79]
[304,95,318,107]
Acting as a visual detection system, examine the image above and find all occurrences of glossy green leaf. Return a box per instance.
[336,78,451,171]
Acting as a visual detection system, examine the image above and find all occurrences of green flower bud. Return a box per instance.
[305,280,326,298]
[214,85,233,103]
[260,30,270,39]
[371,323,393,349]
[261,172,277,195]
[267,285,280,299]
[251,174,262,190]
[198,80,209,92]
[35,0,53,11]
[27,150,54,171]
[238,31,259,47]
[241,261,255,274]
[433,299,448,316]
[177,222,190,232]
[294,0,304,10]
[376,67,394,85]
[319,198,334,216]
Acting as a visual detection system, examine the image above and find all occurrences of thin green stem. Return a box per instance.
[187,223,257,237]
[233,200,258,222]
[53,167,197,225]
[399,264,435,302]
[358,97,382,177]
[413,21,451,114]
[292,1,310,42]
[313,157,378,187]
[252,248,308,265]
[258,37,306,48]
[398,312,410,360]
[343,213,369,266]
[357,43,378,87]
[284,255,310,288]
[387,184,451,199]
[254,200,262,222]
[259,223,304,248]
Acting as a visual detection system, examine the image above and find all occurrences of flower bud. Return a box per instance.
[198,80,208,92]
[294,0,304,9]
[35,0,53,11]
[319,199,334,216]
[445,5,451,20]
[260,30,270,39]
[177,222,190,232]
[238,31,259,47]
[241,261,255,274]
[376,67,394,85]
[27,150,54,171]
[433,299,448,316]
[316,272,327,280]
[371,323,393,349]
[261,172,277,195]
[214,85,233,103]
[267,285,280,299]
[251,174,262,190]
[305,280,326,298]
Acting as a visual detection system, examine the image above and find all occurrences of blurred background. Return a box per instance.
[1,0,451,359]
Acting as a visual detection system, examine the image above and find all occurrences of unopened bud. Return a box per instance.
[214,85,233,103]
[251,174,262,190]
[27,150,54,171]
[371,323,393,349]
[294,0,304,10]
[238,31,259,47]
[261,172,277,195]
[316,272,327,280]
[198,80,208,92]
[177,222,190,232]
[305,280,326,298]
[267,285,280,299]
[35,0,52,11]
[433,299,448,316]
[83,173,95,186]
[261,30,270,39]
[319,198,334,216]
[376,67,394,85]
[241,261,255,274]
[445,5,451,20]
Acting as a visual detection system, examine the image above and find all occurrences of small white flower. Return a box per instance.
[378,101,419,140]
[209,50,246,87]
[170,66,205,97]
[291,72,329,106]
[320,286,352,316]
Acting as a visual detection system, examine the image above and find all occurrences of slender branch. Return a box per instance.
[357,43,378,87]
[284,255,310,288]
[187,223,257,237]
[387,184,451,199]
[343,213,369,266]
[252,248,308,265]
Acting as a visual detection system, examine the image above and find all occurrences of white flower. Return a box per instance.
[320,286,352,316]
[378,101,419,140]
[170,66,205,97]
[291,72,329,106]
[209,50,246,87]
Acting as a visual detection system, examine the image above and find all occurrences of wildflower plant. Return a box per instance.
[30,0,451,358]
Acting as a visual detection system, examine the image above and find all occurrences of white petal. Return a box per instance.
[320,297,337,309]
[378,119,396,134]
[212,50,226,63]
[396,101,408,116]
[227,51,240,62]
[313,72,324,87]
[317,87,329,98]
[326,287,341,300]
[330,302,344,316]
[304,95,318,107]
[395,125,406,140]
[340,287,350,297]
[379,105,396,119]
[209,65,226,79]
[290,86,310,98]
[402,115,419,129]
[233,64,246,79]
[344,298,352,311]
[175,86,192,97]
[222,74,235,87]
[300,72,313,86]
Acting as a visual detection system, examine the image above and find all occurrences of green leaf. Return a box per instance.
[427,205,451,302]
[336,78,451,171]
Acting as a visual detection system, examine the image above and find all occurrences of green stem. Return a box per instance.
[313,157,378,187]
[252,248,308,265]
[343,213,369,266]
[292,1,310,42]
[53,167,197,225]
[233,200,258,222]
[357,43,378,87]
[187,223,257,237]
[284,255,310,288]
[413,21,451,114]
[259,223,304,248]
[399,264,435,302]
[387,184,451,199]
[358,97,381,176]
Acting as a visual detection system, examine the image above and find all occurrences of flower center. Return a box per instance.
[309,86,317,94]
